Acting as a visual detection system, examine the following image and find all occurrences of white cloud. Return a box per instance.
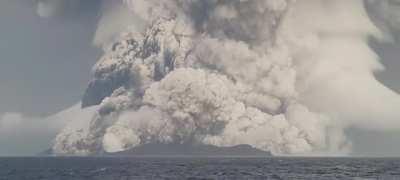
[0,104,82,156]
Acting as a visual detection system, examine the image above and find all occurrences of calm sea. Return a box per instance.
[0,157,399,180]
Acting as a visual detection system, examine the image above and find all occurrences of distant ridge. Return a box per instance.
[37,148,54,156]
[39,144,272,157]
[107,144,272,157]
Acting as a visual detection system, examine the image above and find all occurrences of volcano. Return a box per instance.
[107,143,272,157]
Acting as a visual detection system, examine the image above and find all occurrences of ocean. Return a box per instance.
[0,157,399,180]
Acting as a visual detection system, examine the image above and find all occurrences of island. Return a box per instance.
[106,143,272,157]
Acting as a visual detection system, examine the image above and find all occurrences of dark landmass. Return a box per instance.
[39,144,272,157]
[107,143,272,157]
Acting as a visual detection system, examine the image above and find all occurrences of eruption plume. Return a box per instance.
[40,0,400,155]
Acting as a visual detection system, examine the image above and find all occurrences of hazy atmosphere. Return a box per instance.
[1,0,400,156]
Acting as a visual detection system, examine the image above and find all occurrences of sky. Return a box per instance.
[0,0,100,117]
[0,0,400,156]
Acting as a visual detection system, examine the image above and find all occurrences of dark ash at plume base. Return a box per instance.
[107,143,272,157]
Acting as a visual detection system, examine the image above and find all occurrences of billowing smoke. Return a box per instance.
[37,0,400,155]
[366,0,400,41]
[0,104,92,155]
[35,0,84,18]
[36,0,64,18]
[35,0,138,47]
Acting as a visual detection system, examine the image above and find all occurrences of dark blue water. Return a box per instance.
[0,157,399,180]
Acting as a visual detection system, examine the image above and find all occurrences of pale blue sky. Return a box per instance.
[0,0,100,116]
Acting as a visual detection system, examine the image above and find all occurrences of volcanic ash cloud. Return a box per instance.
[50,0,400,156]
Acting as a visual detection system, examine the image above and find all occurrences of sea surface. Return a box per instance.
[0,157,399,180]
